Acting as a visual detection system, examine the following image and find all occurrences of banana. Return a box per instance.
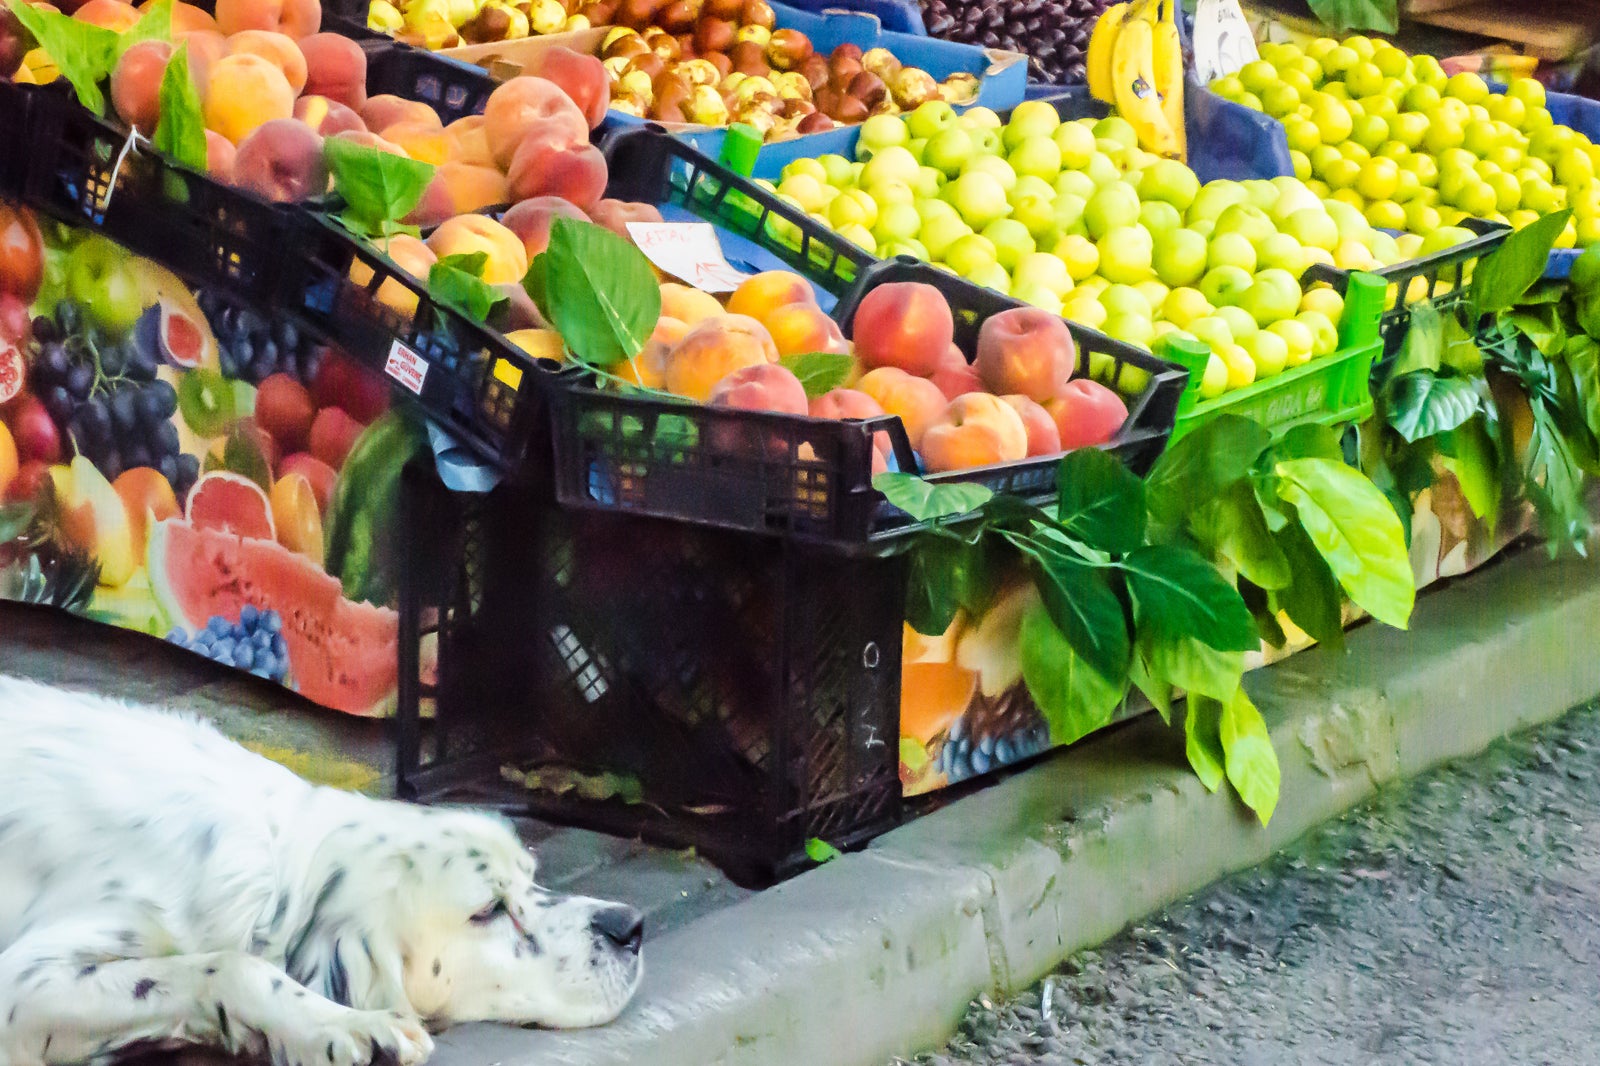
[1086,2,1129,104]
[1152,0,1186,162]
[1112,0,1182,159]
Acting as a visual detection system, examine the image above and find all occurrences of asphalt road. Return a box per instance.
[899,698,1600,1066]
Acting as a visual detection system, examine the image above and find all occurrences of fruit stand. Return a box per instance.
[3,0,1600,884]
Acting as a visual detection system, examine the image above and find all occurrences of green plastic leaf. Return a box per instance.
[805,838,842,863]
[1472,210,1571,316]
[905,534,1004,636]
[1121,544,1259,652]
[1013,533,1130,685]
[1392,300,1442,376]
[152,45,206,172]
[1506,305,1565,359]
[1189,480,1291,590]
[1305,0,1396,33]
[1138,629,1245,701]
[1269,423,1345,464]
[1144,414,1271,527]
[9,1,119,114]
[117,0,172,54]
[873,472,993,522]
[1269,520,1345,650]
[1439,313,1485,376]
[1564,334,1600,444]
[1238,577,1288,649]
[778,351,853,399]
[1220,688,1279,824]
[1019,601,1125,747]
[1128,646,1172,722]
[428,252,506,325]
[536,218,661,366]
[1183,695,1226,793]
[1523,401,1590,553]
[1275,458,1414,629]
[1447,414,1502,530]
[324,137,435,239]
[1054,446,1145,554]
[1386,371,1481,443]
[0,501,34,544]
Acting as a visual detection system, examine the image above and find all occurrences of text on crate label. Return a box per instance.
[386,340,429,395]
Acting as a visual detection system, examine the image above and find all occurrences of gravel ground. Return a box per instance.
[899,699,1600,1066]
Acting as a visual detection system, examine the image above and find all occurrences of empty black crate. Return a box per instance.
[395,459,904,886]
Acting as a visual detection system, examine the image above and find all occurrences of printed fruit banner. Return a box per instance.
[0,202,420,716]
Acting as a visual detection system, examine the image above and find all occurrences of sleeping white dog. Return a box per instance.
[0,675,643,1066]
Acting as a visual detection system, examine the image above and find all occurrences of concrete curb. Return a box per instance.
[430,546,1600,1066]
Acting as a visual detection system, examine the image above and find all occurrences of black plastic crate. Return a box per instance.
[362,37,495,124]
[395,459,904,886]
[0,80,30,199]
[552,254,1188,552]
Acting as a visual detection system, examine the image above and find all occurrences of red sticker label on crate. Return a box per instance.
[385,340,428,395]
[626,222,752,293]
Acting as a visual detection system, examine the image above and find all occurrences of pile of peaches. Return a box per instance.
[602,269,1133,474]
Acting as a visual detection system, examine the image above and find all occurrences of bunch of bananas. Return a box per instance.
[1085,0,1185,161]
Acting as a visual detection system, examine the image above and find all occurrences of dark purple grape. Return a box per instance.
[150,420,180,457]
[100,341,127,377]
[158,454,178,484]
[66,363,93,399]
[37,342,69,381]
[99,448,123,481]
[110,390,137,432]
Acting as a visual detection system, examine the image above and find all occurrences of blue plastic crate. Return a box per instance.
[775,0,927,35]
[1536,90,1600,279]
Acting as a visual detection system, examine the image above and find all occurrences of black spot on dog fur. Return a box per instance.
[133,978,158,999]
[79,963,98,978]
[217,1004,231,1043]
[271,978,283,992]
[327,945,350,1006]
[268,893,290,933]
[432,959,441,977]
[328,1041,337,1062]
[467,849,483,860]
[205,967,217,976]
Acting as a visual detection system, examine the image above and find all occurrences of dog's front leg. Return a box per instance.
[0,928,432,1066]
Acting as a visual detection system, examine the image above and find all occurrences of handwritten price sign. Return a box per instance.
[625,222,753,293]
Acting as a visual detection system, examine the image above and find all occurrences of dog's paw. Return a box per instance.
[282,1010,433,1066]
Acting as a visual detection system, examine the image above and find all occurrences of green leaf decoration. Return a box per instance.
[1269,520,1345,650]
[1268,423,1345,464]
[324,137,435,239]
[428,251,506,325]
[1563,334,1600,444]
[778,351,854,399]
[1144,414,1271,527]
[1438,313,1485,376]
[1275,457,1414,629]
[0,501,34,544]
[117,0,172,54]
[1128,646,1172,722]
[1447,415,1502,531]
[1238,578,1288,649]
[1189,480,1291,591]
[1392,300,1442,376]
[1304,0,1396,33]
[152,44,206,172]
[1121,543,1260,652]
[1054,446,1145,554]
[1219,687,1279,824]
[1472,210,1571,317]
[533,218,661,366]
[1137,628,1245,702]
[1020,601,1124,747]
[1386,371,1481,443]
[1523,401,1590,553]
[1013,533,1130,685]
[904,537,963,637]
[9,1,119,114]
[1505,305,1565,359]
[805,838,842,863]
[1183,695,1226,793]
[873,472,993,522]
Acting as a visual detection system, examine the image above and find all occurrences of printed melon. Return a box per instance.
[147,518,400,716]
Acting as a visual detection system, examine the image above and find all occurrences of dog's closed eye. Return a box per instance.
[469,900,507,925]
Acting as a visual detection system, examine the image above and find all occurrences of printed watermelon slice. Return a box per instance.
[147,517,399,715]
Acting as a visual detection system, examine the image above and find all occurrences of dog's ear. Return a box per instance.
[286,864,411,1013]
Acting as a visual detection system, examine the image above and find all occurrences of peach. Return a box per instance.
[205,129,237,181]
[523,44,609,129]
[425,215,529,286]
[203,52,294,144]
[483,75,589,170]
[974,306,1076,404]
[176,30,225,88]
[165,0,218,33]
[619,315,689,388]
[663,314,777,401]
[930,343,982,399]
[761,300,847,357]
[293,94,364,137]
[658,282,723,325]
[1044,378,1128,451]
[444,115,494,168]
[1001,395,1061,457]
[225,29,306,95]
[297,31,365,111]
[811,386,891,462]
[73,0,140,30]
[111,38,174,135]
[851,281,952,378]
[493,282,546,332]
[331,129,405,156]
[360,94,439,135]
[379,119,452,165]
[506,133,607,211]
[310,406,362,469]
[233,118,326,202]
[709,362,807,414]
[214,0,320,39]
[856,366,946,451]
[921,393,1029,473]
[588,198,663,237]
[350,233,435,316]
[726,269,815,320]
[500,195,590,259]
[504,329,566,362]
[405,163,511,227]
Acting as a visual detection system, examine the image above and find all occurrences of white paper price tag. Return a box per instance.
[625,222,752,293]
[1193,0,1258,84]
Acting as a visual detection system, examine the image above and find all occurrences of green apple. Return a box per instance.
[1012,281,1063,315]
[1103,312,1155,349]
[1280,207,1338,252]
[1011,175,1056,204]
[944,171,1010,230]
[781,158,828,184]
[911,166,944,199]
[1009,137,1062,181]
[829,188,878,230]
[1135,279,1169,310]
[1137,158,1201,211]
[1084,182,1141,240]
[1241,328,1288,378]
[920,212,973,260]
[1240,179,1279,211]
[959,106,1002,130]
[1010,194,1059,242]
[1091,115,1138,148]
[945,232,1000,277]
[970,127,1003,156]
[1053,121,1096,169]
[1062,292,1107,329]
[982,218,1035,271]
[1050,193,1088,234]
[817,154,854,187]
[1152,228,1208,288]
[1188,315,1234,352]
[1215,304,1258,340]
[1084,152,1122,187]
[924,127,975,179]
[776,173,829,213]
[1267,177,1323,220]
[873,201,923,244]
[1139,200,1183,236]
[1162,286,1213,328]
[1322,198,1369,240]
[1096,224,1154,284]
[856,114,910,158]
[1054,170,1097,200]
[1100,282,1152,319]
[916,196,958,223]
[1197,352,1229,399]
[1239,271,1300,327]
[907,99,959,141]
[1200,265,1253,307]
[1255,232,1307,274]
[1187,181,1250,224]
[968,260,1012,295]
[1295,310,1338,355]
[1213,203,1274,243]
[906,138,928,164]
[1188,218,1216,239]
[869,181,916,209]
[963,154,1017,191]
[837,222,876,254]
[1053,233,1099,280]
[1268,319,1315,366]
[1002,99,1062,150]
[68,235,144,336]
[1207,232,1258,274]
[861,145,920,188]
[880,237,930,262]
[1012,251,1074,297]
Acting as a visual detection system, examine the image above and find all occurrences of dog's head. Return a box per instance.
[292,806,643,1029]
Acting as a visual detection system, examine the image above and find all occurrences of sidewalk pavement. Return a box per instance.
[5,543,1600,1066]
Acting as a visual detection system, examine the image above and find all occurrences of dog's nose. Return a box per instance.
[591,905,643,953]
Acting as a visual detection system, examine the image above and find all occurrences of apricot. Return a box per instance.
[297,31,365,111]
[293,94,364,137]
[902,659,977,745]
[506,133,607,211]
[233,118,326,202]
[663,314,777,402]
[360,94,439,135]
[726,269,815,320]
[215,0,320,40]
[112,465,180,562]
[225,29,306,95]
[708,361,807,415]
[522,44,608,129]
[856,366,946,451]
[205,129,237,181]
[380,119,452,165]
[761,300,847,357]
[851,281,952,378]
[425,215,529,286]
[658,282,723,325]
[929,343,982,399]
[203,52,294,144]
[483,75,589,170]
[1000,395,1061,457]
[349,233,435,317]
[500,195,590,259]
[73,0,140,30]
[974,306,1076,404]
[110,39,174,135]
[588,198,663,237]
[920,393,1029,473]
[405,163,511,227]
[444,115,494,168]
